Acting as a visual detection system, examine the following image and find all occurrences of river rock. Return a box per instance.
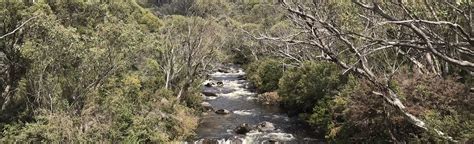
[202,91,218,97]
[215,109,230,115]
[234,123,253,134]
[201,102,213,111]
[216,81,224,87]
[204,82,215,87]
[256,121,276,132]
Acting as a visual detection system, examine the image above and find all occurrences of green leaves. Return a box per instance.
[278,61,346,113]
[246,59,284,93]
[1,1,199,142]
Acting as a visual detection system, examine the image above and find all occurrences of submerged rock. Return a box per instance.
[215,109,230,115]
[202,91,218,97]
[235,123,253,134]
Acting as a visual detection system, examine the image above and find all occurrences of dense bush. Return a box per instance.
[2,0,472,143]
[278,61,346,114]
[317,78,421,143]
[308,72,474,143]
[0,1,201,142]
[246,59,284,93]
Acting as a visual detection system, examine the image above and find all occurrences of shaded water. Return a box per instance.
[190,65,322,144]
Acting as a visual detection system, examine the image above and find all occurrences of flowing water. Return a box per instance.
[189,65,323,144]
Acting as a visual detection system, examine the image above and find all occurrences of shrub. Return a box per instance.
[318,72,473,143]
[278,61,346,114]
[0,2,200,142]
[246,59,284,93]
[328,78,420,143]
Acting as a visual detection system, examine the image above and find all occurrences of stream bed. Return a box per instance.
[190,65,322,144]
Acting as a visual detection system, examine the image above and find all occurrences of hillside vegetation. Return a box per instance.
[1,0,473,143]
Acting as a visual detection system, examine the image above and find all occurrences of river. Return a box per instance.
[189,65,322,144]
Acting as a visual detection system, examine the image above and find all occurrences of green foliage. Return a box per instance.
[0,1,199,142]
[422,111,474,143]
[246,59,284,93]
[278,61,346,113]
[3,0,472,143]
[192,0,231,18]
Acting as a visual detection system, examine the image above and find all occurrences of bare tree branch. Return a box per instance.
[0,16,37,39]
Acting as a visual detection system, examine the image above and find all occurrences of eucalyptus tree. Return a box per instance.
[157,16,225,100]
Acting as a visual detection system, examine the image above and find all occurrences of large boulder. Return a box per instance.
[215,109,230,115]
[234,123,253,134]
[202,91,218,97]
[256,121,276,132]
